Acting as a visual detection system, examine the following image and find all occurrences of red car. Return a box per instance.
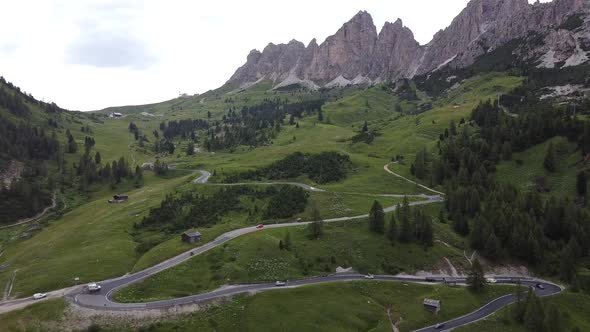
[256,224,264,229]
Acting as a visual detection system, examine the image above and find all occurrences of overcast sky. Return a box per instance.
[0,0,551,111]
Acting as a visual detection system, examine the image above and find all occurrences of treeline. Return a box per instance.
[204,98,324,151]
[0,164,53,224]
[368,198,434,249]
[0,84,29,117]
[413,99,590,281]
[134,185,308,252]
[75,151,142,191]
[224,152,352,184]
[0,115,60,162]
[0,76,64,114]
[160,119,209,140]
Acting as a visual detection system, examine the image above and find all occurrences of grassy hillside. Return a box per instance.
[496,136,583,198]
[0,72,524,299]
[113,213,466,303]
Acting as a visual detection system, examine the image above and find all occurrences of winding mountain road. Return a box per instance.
[0,165,564,331]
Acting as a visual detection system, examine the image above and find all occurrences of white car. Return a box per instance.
[33,293,47,300]
[364,274,375,279]
[87,282,102,292]
[486,278,497,284]
[275,281,286,287]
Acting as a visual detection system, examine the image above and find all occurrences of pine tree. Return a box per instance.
[186,142,195,156]
[560,236,581,282]
[543,142,556,172]
[368,200,385,234]
[512,280,527,322]
[94,151,102,165]
[284,232,292,251]
[398,197,412,242]
[544,304,563,332]
[438,209,446,223]
[467,258,485,292]
[134,166,144,188]
[576,171,587,200]
[449,120,457,136]
[524,289,544,332]
[362,121,368,133]
[387,214,397,244]
[484,232,502,258]
[501,141,512,160]
[308,205,324,239]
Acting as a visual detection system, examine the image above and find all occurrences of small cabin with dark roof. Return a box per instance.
[423,298,441,314]
[182,230,202,244]
[108,194,129,204]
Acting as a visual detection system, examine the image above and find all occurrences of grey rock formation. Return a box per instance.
[226,0,590,89]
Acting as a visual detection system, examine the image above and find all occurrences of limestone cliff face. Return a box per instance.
[226,0,590,89]
[416,0,590,74]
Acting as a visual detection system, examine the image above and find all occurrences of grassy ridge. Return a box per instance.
[113,216,467,303]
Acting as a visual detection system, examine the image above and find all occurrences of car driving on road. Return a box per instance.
[87,282,101,292]
[256,224,264,229]
[536,283,545,290]
[364,274,374,279]
[33,293,47,300]
[275,281,286,286]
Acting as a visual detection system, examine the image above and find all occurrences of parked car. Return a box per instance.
[33,293,47,300]
[256,224,264,229]
[364,274,374,279]
[275,281,286,287]
[536,283,545,290]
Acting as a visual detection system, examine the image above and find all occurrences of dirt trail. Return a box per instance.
[443,257,459,277]
[386,307,401,332]
[383,163,445,196]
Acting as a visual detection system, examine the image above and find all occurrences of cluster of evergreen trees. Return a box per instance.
[0,112,60,223]
[0,163,53,224]
[204,98,324,151]
[128,122,149,147]
[510,285,575,332]
[0,84,29,117]
[75,151,140,191]
[225,152,352,184]
[0,115,60,161]
[415,99,590,282]
[135,185,308,252]
[263,186,308,219]
[0,76,64,114]
[160,119,208,140]
[368,197,434,249]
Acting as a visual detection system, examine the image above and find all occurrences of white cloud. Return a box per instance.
[0,0,555,111]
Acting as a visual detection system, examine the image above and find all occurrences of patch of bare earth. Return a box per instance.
[56,297,233,331]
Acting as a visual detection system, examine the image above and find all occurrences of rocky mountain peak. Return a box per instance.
[226,1,589,89]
